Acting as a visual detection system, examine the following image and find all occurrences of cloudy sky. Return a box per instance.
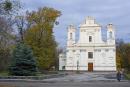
[21,0,130,47]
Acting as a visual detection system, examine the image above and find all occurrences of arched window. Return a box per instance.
[70,33,72,39]
[89,36,92,42]
[109,31,112,38]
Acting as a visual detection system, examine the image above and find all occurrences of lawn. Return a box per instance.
[125,73,130,80]
[0,85,16,87]
[0,71,45,76]
[0,71,9,76]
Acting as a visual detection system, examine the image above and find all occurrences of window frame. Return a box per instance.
[70,33,72,39]
[89,36,92,42]
[88,52,93,59]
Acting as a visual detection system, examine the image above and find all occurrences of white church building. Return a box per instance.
[59,16,116,71]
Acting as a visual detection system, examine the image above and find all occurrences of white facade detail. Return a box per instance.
[59,54,66,70]
[59,16,116,71]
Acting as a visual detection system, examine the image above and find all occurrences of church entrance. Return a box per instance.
[88,63,93,72]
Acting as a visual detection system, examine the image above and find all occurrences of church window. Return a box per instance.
[70,33,72,39]
[62,66,65,70]
[73,50,75,52]
[97,49,101,52]
[89,36,92,42]
[109,31,112,38]
[88,52,93,58]
[80,49,86,52]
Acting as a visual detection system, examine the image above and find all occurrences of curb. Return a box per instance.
[0,73,67,80]
[0,79,129,83]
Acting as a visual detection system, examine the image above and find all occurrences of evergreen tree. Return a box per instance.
[9,43,37,76]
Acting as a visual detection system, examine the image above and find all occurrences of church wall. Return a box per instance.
[94,46,116,71]
[65,45,116,71]
[78,50,88,70]
[59,54,66,70]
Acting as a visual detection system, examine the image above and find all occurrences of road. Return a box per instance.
[42,72,124,82]
[0,81,130,87]
[0,72,129,87]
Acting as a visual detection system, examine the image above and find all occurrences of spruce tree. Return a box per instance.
[9,43,37,76]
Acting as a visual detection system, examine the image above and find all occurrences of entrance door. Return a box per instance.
[88,63,93,72]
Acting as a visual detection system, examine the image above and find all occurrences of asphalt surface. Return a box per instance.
[0,81,130,87]
[0,72,129,87]
[42,72,126,82]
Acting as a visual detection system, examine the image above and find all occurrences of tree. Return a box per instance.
[9,43,37,76]
[116,39,124,69]
[24,7,61,71]
[0,0,21,32]
[15,15,29,42]
[0,0,21,15]
[55,47,65,70]
[116,39,130,71]
[122,44,130,71]
[0,17,14,71]
[0,0,21,72]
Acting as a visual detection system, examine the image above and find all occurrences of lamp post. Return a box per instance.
[76,54,80,73]
[77,60,79,73]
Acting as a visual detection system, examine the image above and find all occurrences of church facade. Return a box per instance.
[59,17,116,71]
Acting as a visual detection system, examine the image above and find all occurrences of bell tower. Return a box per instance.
[107,24,115,44]
[67,25,76,46]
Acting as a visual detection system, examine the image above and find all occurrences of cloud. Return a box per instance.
[20,0,130,46]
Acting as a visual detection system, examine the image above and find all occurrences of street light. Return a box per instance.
[76,54,80,73]
[77,60,79,72]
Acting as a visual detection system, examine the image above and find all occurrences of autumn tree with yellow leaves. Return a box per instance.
[24,7,61,71]
[116,39,130,71]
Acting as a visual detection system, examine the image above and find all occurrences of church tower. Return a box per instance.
[67,25,76,46]
[78,16,102,44]
[107,24,115,44]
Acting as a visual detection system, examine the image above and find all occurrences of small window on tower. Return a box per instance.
[109,31,112,38]
[70,33,72,39]
[89,36,92,42]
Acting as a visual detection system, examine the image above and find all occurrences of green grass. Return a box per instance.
[125,73,130,80]
[0,71,45,76]
[36,72,45,76]
[0,71,9,76]
[0,84,16,87]
[0,71,58,76]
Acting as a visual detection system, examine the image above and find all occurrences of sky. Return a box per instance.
[21,0,130,47]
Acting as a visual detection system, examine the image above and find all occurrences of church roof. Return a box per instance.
[80,16,101,27]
